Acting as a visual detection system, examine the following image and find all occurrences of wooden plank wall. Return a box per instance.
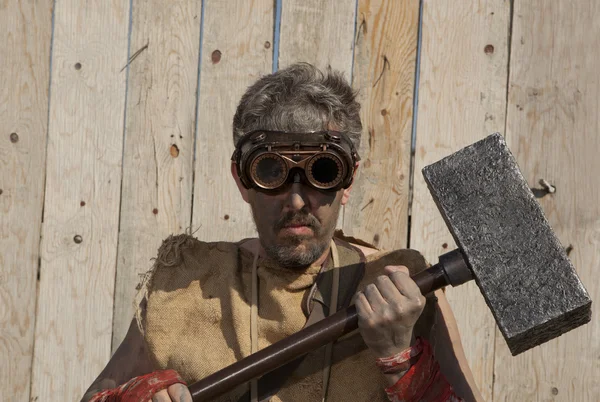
[279,0,355,73]
[112,0,202,353]
[0,2,53,401]
[1,1,598,401]
[497,1,600,399]
[344,0,419,250]
[31,1,130,400]
[192,0,273,242]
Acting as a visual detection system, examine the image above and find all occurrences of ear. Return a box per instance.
[340,162,359,206]
[231,162,250,203]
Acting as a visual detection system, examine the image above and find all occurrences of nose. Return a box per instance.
[286,172,308,211]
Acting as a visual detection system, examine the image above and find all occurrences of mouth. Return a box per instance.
[280,223,314,236]
[274,212,320,239]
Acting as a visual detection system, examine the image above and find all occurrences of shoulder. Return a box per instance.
[160,233,241,271]
[154,233,238,267]
[137,233,241,300]
[135,234,242,330]
[350,242,379,257]
[333,229,379,256]
[333,230,429,276]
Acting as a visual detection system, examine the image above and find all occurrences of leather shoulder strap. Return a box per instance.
[310,238,366,316]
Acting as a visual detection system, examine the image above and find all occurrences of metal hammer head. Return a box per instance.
[423,133,592,355]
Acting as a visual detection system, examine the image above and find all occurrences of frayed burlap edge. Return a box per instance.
[134,233,198,335]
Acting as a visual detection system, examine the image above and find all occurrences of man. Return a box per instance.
[82,63,482,401]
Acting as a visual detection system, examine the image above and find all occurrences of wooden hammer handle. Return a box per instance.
[189,251,468,401]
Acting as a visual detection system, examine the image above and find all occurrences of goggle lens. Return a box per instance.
[307,154,343,189]
[251,154,287,188]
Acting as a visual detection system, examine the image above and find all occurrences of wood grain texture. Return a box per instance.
[278,0,356,74]
[342,0,419,250]
[30,1,129,400]
[192,0,273,241]
[495,1,600,400]
[278,0,356,232]
[112,0,202,352]
[409,2,510,400]
[0,1,53,400]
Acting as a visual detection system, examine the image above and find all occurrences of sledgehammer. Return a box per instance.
[189,133,592,401]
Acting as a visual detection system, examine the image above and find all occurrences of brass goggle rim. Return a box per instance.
[249,150,347,190]
[233,130,359,190]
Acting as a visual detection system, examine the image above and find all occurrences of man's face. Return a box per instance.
[241,173,352,269]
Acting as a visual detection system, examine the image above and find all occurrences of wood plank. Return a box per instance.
[495,1,600,400]
[279,0,356,74]
[112,0,202,352]
[409,2,510,400]
[277,0,356,232]
[192,0,273,240]
[342,0,419,250]
[0,1,53,400]
[30,1,129,400]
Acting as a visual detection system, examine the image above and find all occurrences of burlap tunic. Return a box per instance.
[137,233,438,401]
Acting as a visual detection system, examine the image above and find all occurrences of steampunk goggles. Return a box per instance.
[232,130,360,191]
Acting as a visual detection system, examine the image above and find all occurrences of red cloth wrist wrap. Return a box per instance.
[376,337,424,374]
[89,369,186,402]
[385,338,463,402]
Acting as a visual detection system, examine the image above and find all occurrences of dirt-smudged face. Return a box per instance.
[233,168,353,269]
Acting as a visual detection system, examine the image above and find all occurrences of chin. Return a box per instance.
[266,238,327,269]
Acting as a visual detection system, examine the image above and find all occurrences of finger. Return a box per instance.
[354,291,373,316]
[167,383,192,402]
[363,283,388,313]
[388,270,424,300]
[374,274,405,304]
[151,389,171,402]
[384,265,409,275]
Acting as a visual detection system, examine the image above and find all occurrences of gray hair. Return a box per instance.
[232,63,362,149]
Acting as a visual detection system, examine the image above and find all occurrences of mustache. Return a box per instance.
[274,211,321,231]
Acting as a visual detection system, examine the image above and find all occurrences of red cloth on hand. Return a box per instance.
[376,337,424,374]
[89,369,186,402]
[385,338,463,402]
